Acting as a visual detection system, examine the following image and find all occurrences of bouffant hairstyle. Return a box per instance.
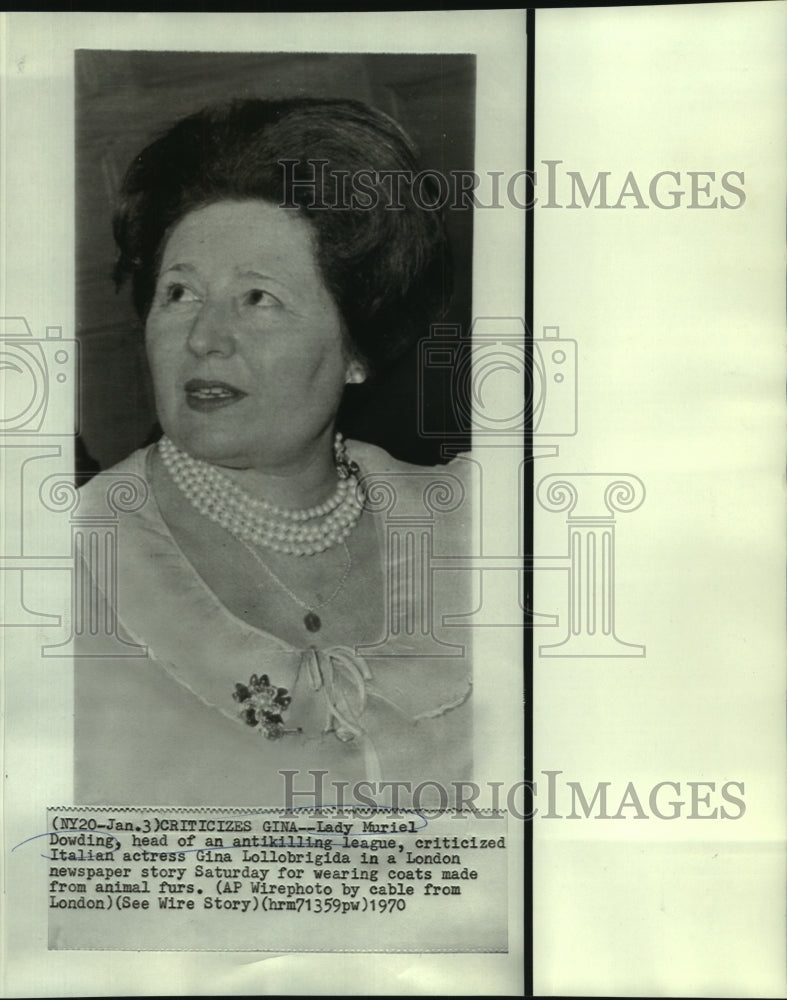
[112,98,452,377]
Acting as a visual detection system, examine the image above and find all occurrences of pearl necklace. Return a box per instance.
[158,433,364,557]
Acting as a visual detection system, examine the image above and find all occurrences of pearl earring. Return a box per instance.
[345,364,366,385]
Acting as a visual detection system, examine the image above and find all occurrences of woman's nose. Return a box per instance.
[186,299,236,358]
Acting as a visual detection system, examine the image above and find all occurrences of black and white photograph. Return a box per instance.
[1,5,785,997]
[72,51,481,808]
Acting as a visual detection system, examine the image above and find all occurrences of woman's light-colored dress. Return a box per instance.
[74,441,475,806]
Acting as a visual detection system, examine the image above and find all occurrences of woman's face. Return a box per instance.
[146,200,356,471]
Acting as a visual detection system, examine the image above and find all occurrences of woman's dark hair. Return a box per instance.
[113,97,452,377]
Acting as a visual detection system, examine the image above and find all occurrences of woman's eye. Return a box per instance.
[163,282,199,304]
[244,288,280,308]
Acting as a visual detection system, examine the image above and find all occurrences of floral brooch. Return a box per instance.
[232,673,299,740]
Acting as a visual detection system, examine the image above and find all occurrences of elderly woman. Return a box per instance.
[75,98,473,806]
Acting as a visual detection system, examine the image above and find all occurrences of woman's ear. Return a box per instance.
[345,361,367,385]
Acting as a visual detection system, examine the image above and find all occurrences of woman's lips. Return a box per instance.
[184,378,247,412]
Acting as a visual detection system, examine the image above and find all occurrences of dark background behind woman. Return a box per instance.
[76,50,475,471]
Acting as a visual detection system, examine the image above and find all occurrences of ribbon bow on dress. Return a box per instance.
[301,646,382,783]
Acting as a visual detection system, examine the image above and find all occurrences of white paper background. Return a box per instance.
[533,3,786,997]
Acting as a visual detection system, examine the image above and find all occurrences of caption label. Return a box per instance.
[45,807,508,952]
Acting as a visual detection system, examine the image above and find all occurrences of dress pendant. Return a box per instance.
[304,611,321,633]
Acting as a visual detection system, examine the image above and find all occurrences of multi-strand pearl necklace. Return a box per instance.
[158,433,364,557]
